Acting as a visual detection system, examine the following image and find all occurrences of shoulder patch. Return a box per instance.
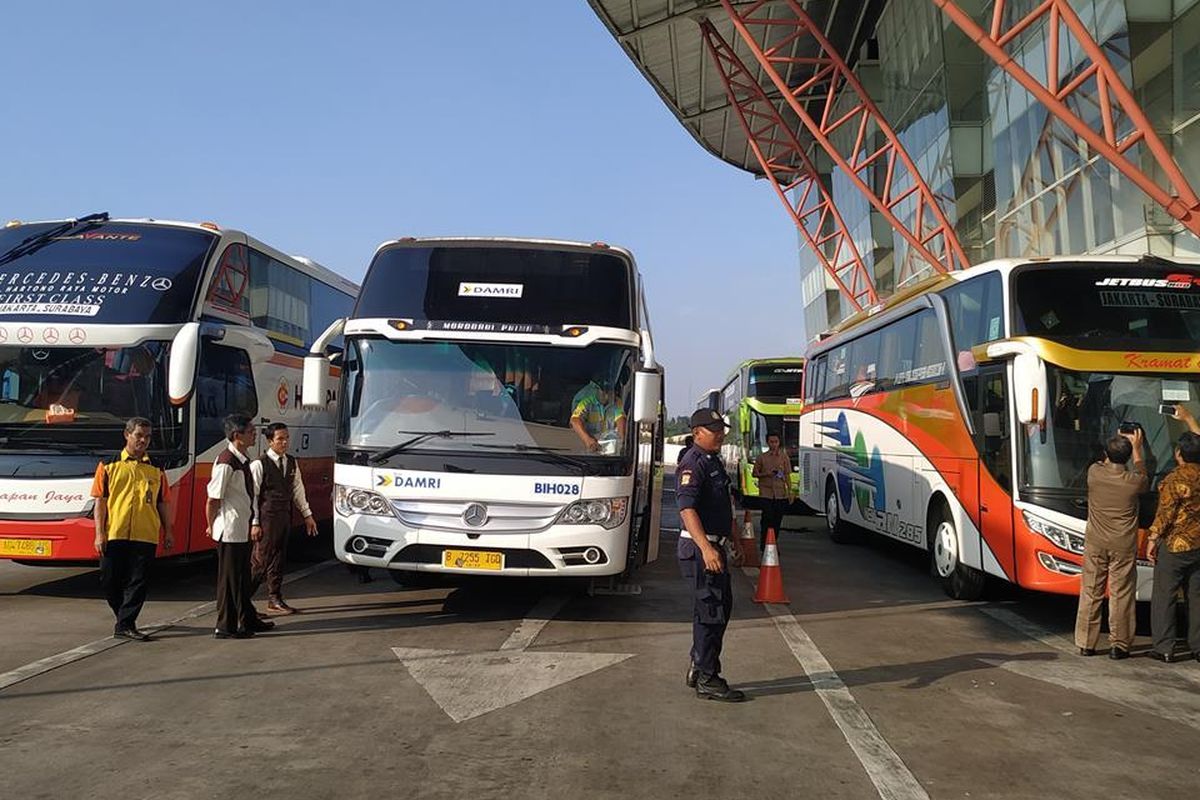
[679,471,693,486]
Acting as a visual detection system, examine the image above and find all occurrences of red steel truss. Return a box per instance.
[934,0,1200,238]
[700,20,877,310]
[720,0,970,292]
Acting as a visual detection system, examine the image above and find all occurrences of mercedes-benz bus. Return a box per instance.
[0,214,357,563]
[716,358,805,511]
[798,255,1200,600]
[303,237,665,581]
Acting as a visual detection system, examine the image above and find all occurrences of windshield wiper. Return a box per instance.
[0,212,110,267]
[471,442,590,471]
[368,430,494,464]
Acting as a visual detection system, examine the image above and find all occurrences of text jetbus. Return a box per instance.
[303,237,665,582]
[713,358,805,511]
[798,255,1200,600]
[0,214,357,563]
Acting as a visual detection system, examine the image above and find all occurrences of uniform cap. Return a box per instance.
[689,409,729,430]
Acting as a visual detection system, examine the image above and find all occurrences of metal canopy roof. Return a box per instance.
[588,1,883,176]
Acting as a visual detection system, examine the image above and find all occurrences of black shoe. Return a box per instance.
[686,663,697,689]
[1078,647,1097,657]
[114,628,151,642]
[695,675,746,702]
[1109,646,1130,660]
[247,618,275,632]
[213,628,235,639]
[1147,650,1180,663]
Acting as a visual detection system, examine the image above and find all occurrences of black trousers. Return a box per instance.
[216,541,255,634]
[100,539,157,632]
[759,499,789,549]
[678,537,732,677]
[1150,546,1200,655]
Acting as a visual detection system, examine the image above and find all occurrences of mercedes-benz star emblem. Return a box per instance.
[462,503,488,527]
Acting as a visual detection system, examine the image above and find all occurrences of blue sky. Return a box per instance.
[0,1,804,415]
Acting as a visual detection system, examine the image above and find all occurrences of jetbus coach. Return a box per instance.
[714,357,805,512]
[0,214,357,563]
[302,237,665,582]
[797,255,1200,600]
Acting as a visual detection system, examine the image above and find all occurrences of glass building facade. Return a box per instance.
[799,0,1200,342]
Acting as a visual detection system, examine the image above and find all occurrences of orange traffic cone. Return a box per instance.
[738,519,760,567]
[753,528,789,604]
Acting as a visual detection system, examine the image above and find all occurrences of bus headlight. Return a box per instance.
[335,485,395,518]
[560,497,628,529]
[1022,511,1084,554]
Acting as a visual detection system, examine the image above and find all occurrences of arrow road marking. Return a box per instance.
[391,595,634,723]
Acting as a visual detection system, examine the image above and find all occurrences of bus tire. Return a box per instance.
[928,504,985,601]
[825,480,856,544]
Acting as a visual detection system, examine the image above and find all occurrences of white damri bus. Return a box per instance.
[303,237,665,581]
[0,214,357,563]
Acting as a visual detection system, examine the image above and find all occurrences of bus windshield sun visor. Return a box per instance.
[368,430,495,464]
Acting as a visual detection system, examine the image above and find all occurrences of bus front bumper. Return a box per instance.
[334,514,631,577]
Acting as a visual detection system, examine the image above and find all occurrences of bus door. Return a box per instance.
[802,355,828,506]
[965,363,1015,575]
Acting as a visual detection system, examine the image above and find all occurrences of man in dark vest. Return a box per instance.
[207,414,272,638]
[250,422,318,614]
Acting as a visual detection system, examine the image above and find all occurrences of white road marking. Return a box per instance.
[392,594,634,723]
[743,566,930,800]
[0,559,336,692]
[499,595,568,651]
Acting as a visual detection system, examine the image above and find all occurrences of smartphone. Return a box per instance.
[1118,421,1139,434]
[1160,403,1177,416]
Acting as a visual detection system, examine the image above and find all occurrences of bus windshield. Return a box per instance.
[0,342,183,455]
[1013,263,1200,352]
[340,339,636,457]
[353,245,633,329]
[748,364,804,404]
[748,408,800,461]
[0,222,215,324]
[1021,365,1200,495]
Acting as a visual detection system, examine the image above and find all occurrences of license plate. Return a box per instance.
[442,549,504,571]
[0,538,52,557]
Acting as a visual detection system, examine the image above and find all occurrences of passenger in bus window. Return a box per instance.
[569,367,628,453]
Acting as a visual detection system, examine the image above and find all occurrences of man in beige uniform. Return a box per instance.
[1075,427,1147,659]
[752,433,793,551]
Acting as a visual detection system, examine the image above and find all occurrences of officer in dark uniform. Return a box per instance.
[677,408,745,702]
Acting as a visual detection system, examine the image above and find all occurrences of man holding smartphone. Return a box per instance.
[1075,426,1147,659]
[753,433,793,550]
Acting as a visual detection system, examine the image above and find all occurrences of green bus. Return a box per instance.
[714,358,806,512]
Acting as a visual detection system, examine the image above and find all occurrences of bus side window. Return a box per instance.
[195,343,259,453]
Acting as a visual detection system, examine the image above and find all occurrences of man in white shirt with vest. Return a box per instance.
[206,414,273,639]
[250,422,318,615]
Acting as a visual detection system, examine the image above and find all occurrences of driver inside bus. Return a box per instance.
[569,365,629,453]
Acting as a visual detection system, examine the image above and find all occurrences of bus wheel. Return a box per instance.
[929,509,984,600]
[825,482,855,544]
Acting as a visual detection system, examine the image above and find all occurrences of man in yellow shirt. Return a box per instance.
[91,417,173,641]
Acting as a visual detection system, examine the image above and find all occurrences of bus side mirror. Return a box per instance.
[303,356,332,410]
[1012,352,1047,425]
[168,323,201,406]
[633,370,661,424]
